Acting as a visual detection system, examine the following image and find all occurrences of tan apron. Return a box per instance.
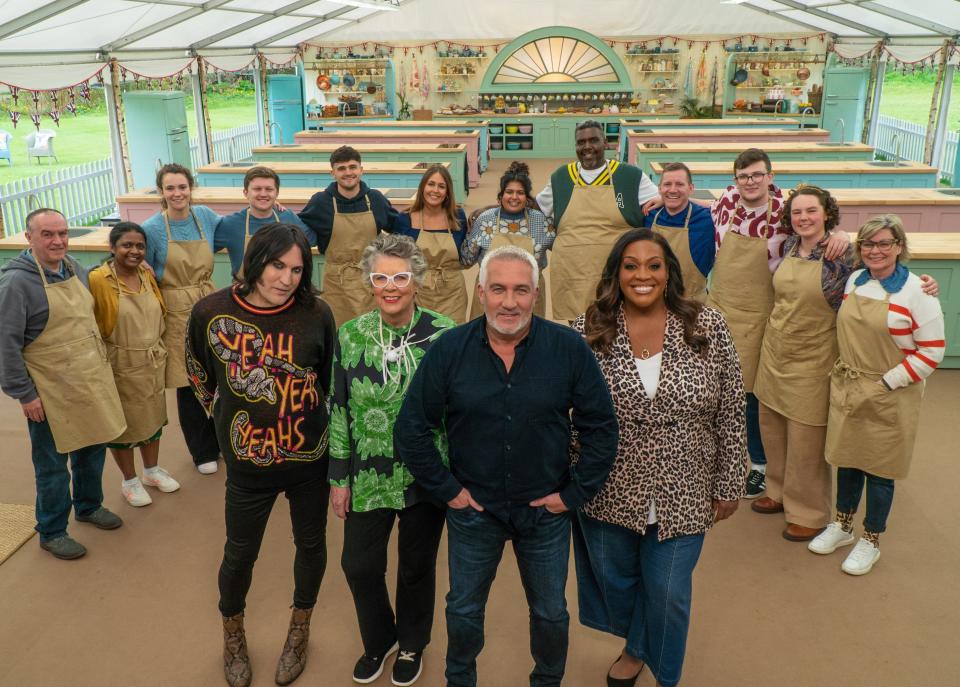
[706,206,775,392]
[322,196,377,326]
[415,215,469,324]
[551,185,632,321]
[825,286,924,480]
[468,209,547,320]
[236,208,280,279]
[754,252,838,426]
[651,204,708,303]
[105,265,168,444]
[22,255,126,453]
[159,210,215,388]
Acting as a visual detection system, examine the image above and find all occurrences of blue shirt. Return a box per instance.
[644,202,716,278]
[392,208,468,256]
[218,208,316,274]
[395,316,619,527]
[142,205,223,282]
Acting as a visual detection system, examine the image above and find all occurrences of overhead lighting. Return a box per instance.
[328,0,400,10]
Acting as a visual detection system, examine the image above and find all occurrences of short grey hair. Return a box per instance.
[479,245,539,289]
[360,233,427,286]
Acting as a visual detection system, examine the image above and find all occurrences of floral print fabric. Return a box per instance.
[328,307,455,511]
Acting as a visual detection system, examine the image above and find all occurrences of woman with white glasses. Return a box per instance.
[328,233,456,686]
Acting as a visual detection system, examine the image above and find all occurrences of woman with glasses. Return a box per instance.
[328,234,456,686]
[811,215,944,576]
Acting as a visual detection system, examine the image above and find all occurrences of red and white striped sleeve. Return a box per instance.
[883,277,945,389]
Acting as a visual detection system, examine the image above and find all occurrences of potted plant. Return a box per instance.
[396,92,412,120]
[678,96,713,119]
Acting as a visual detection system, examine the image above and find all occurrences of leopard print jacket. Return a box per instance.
[573,306,747,541]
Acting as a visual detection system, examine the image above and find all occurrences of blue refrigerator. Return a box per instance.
[124,91,191,188]
[268,75,305,144]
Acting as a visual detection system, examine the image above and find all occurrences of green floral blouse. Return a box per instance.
[328,306,456,511]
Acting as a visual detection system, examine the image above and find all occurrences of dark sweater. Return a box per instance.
[186,287,336,488]
[298,181,399,253]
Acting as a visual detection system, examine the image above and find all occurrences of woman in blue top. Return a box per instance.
[141,163,224,475]
[462,161,554,318]
[392,164,469,323]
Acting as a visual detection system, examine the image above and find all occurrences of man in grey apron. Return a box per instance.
[0,209,124,560]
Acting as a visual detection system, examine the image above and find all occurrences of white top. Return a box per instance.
[635,352,663,525]
[535,161,659,223]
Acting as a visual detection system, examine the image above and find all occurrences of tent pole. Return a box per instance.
[931,63,955,172]
[867,54,886,147]
[192,59,213,165]
[861,43,884,144]
[923,39,952,165]
[108,58,134,192]
[258,54,273,144]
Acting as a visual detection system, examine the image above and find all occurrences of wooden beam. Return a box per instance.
[108,59,135,190]
[258,54,273,145]
[923,40,953,165]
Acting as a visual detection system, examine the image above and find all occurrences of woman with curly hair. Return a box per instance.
[572,228,747,687]
[750,185,857,540]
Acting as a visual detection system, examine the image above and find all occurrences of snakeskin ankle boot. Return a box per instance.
[275,606,313,686]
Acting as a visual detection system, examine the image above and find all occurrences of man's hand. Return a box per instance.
[919,274,939,297]
[712,499,739,523]
[530,493,568,514]
[330,485,350,519]
[21,397,45,423]
[448,488,484,511]
[822,230,850,261]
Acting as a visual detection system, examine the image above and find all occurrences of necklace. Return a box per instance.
[374,309,430,398]
[638,347,651,361]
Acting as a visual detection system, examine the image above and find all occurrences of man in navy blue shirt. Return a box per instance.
[395,246,618,687]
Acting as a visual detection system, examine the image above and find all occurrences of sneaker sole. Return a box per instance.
[142,482,180,493]
[742,490,765,499]
[354,643,399,684]
[392,662,423,687]
[842,550,880,576]
[40,544,86,560]
[123,497,153,507]
[808,535,856,555]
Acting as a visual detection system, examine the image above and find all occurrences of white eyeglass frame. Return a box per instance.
[369,271,413,289]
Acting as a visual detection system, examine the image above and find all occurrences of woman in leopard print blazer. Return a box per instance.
[572,228,748,687]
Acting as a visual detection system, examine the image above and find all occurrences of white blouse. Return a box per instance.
[635,353,663,525]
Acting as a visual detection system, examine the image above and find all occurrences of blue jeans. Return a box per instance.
[573,513,704,687]
[444,506,571,687]
[28,419,106,543]
[746,392,766,466]
[836,468,895,533]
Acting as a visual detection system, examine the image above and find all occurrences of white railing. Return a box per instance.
[874,114,958,183]
[0,158,116,235]
[189,123,259,168]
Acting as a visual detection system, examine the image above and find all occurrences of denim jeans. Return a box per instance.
[27,419,106,543]
[573,513,704,687]
[444,506,571,687]
[218,476,330,617]
[746,392,766,466]
[836,468,895,533]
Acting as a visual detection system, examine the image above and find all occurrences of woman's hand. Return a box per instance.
[330,485,351,519]
[641,196,664,214]
[712,499,739,523]
[823,230,851,261]
[919,274,939,297]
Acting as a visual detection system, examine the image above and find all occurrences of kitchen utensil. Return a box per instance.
[518,125,532,133]
[505,125,519,133]
[506,142,521,150]
[342,72,355,88]
[797,67,811,80]
[731,68,748,85]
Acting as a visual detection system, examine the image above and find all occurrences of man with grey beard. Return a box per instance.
[395,245,618,687]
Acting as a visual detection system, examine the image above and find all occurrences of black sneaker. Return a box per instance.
[744,469,766,499]
[391,650,423,686]
[353,642,398,684]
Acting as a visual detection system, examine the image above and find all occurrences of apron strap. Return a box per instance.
[163,209,204,241]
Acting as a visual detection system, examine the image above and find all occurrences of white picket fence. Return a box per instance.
[874,114,959,182]
[0,158,116,235]
[189,123,259,168]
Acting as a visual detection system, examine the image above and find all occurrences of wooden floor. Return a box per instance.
[1,158,958,687]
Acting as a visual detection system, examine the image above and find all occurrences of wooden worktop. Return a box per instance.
[116,187,417,204]
[253,143,467,154]
[317,119,488,127]
[639,141,873,153]
[630,127,829,137]
[197,161,449,173]
[622,117,801,127]
[651,160,937,174]
[296,130,480,138]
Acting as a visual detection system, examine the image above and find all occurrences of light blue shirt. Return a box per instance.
[142,205,223,282]
[218,208,315,274]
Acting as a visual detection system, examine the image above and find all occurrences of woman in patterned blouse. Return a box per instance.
[328,233,456,686]
[461,161,554,317]
[572,228,747,687]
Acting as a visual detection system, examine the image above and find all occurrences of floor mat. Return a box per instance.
[0,503,35,565]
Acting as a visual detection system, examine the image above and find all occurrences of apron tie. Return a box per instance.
[832,359,883,381]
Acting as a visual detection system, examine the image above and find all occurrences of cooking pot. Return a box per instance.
[797,67,811,81]
[316,74,331,91]
[730,68,748,86]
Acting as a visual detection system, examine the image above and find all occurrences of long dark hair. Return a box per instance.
[406,164,460,229]
[583,228,708,354]
[235,223,318,310]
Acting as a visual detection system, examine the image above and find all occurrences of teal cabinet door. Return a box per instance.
[533,121,554,152]
[554,120,576,158]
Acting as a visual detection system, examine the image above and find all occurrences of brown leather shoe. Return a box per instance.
[275,606,313,686]
[751,497,784,514]
[223,612,252,687]
[783,524,825,542]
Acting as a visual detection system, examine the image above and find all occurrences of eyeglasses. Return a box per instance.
[734,171,769,184]
[858,239,900,252]
[370,271,413,289]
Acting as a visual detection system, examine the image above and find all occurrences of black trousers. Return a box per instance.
[176,386,220,465]
[219,476,330,617]
[341,501,446,655]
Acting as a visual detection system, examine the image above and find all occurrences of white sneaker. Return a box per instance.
[141,467,181,493]
[841,538,881,576]
[121,478,153,507]
[196,460,219,475]
[808,522,856,555]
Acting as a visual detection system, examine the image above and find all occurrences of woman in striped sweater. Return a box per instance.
[811,215,945,576]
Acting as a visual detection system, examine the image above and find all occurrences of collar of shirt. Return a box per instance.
[854,262,909,293]
[576,161,609,184]
[478,313,538,352]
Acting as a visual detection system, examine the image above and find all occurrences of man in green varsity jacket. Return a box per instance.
[536,120,659,321]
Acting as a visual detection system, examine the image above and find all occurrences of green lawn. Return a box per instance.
[879,72,960,128]
[0,94,257,186]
